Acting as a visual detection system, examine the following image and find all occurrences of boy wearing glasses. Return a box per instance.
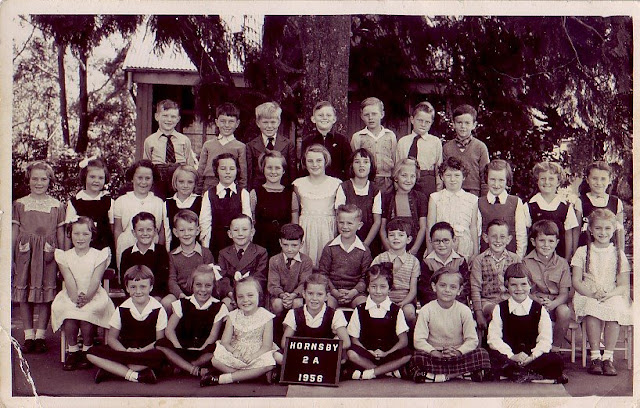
[418,222,470,307]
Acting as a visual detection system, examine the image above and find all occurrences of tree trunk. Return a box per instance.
[75,48,89,153]
[297,16,351,135]
[56,41,70,146]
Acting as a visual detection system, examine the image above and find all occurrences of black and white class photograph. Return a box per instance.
[2,2,635,406]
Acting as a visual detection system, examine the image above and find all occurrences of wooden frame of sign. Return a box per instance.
[280,337,342,386]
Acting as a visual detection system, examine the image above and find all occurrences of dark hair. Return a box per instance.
[386,218,413,238]
[304,273,330,292]
[452,104,477,121]
[504,263,529,284]
[486,218,510,235]
[584,161,612,178]
[123,264,155,287]
[430,266,464,287]
[438,156,469,179]
[132,211,157,229]
[336,203,362,221]
[313,100,335,114]
[365,263,394,289]
[80,158,111,187]
[234,276,263,304]
[230,214,254,229]
[347,148,377,181]
[483,159,513,186]
[66,216,97,240]
[156,99,179,112]
[212,153,240,180]
[125,160,160,183]
[216,102,240,119]
[430,221,455,239]
[280,223,304,241]
[188,264,217,294]
[530,220,560,240]
[411,101,435,118]
[173,209,199,227]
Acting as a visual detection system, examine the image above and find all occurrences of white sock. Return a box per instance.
[219,373,233,384]
[602,350,614,361]
[35,329,46,340]
[125,369,138,382]
[352,370,362,380]
[423,373,448,383]
[590,350,601,360]
[362,369,376,380]
[82,344,92,352]
[24,329,35,340]
[68,344,80,353]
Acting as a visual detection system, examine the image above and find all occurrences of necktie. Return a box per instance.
[237,249,244,259]
[164,134,176,163]
[286,257,293,269]
[224,188,231,198]
[494,197,501,205]
[266,137,275,150]
[407,133,421,162]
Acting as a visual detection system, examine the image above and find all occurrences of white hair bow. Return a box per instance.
[208,264,223,281]
[67,215,80,224]
[234,271,250,281]
[79,155,99,169]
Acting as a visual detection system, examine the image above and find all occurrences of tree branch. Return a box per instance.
[563,17,582,67]
[569,17,605,43]
[13,26,36,62]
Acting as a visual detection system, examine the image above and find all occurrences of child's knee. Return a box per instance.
[402,304,416,320]
[271,298,284,313]
[346,350,358,361]
[327,295,338,309]
[292,298,304,309]
[555,304,571,322]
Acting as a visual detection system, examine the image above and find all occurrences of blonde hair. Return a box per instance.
[26,161,55,184]
[255,102,282,121]
[393,158,420,181]
[171,165,198,190]
[532,161,566,184]
[585,209,621,279]
[360,97,384,113]
[302,144,331,169]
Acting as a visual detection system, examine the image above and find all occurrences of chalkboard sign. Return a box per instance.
[280,337,342,387]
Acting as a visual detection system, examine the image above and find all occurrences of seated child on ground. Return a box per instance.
[200,276,278,386]
[346,263,412,380]
[319,204,372,309]
[156,264,229,378]
[409,267,490,383]
[86,265,167,384]
[522,220,572,352]
[267,223,313,315]
[371,217,421,327]
[487,263,567,384]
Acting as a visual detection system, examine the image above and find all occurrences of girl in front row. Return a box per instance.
[571,209,633,376]
[156,264,228,378]
[52,216,115,371]
[200,276,277,386]
[346,263,411,380]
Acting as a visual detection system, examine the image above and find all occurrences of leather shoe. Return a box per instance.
[63,351,81,371]
[413,371,430,383]
[470,369,485,382]
[555,374,569,384]
[21,339,35,354]
[137,368,157,384]
[587,358,603,375]
[94,368,110,384]
[34,339,48,354]
[200,374,219,387]
[77,352,92,369]
[602,359,617,376]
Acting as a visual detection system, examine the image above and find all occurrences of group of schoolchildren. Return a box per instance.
[12,95,633,390]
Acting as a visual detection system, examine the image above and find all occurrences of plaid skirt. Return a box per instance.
[409,348,490,377]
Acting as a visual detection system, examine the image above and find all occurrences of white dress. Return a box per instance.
[113,191,164,268]
[292,176,341,266]
[571,244,633,325]
[51,247,115,331]
[213,307,277,370]
[430,189,478,260]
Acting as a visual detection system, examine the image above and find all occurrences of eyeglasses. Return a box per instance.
[432,238,452,245]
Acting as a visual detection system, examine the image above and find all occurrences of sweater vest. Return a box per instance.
[356,302,400,351]
[499,300,542,355]
[478,195,517,253]
[293,306,335,338]
[176,298,222,349]
[119,307,160,349]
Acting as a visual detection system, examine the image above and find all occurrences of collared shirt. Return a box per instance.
[487,297,552,359]
[170,295,229,320]
[479,191,527,258]
[171,242,204,257]
[131,242,156,255]
[327,235,367,254]
[454,136,473,150]
[199,183,251,247]
[282,252,302,265]
[283,304,348,332]
[334,181,382,214]
[524,193,579,230]
[396,132,443,172]
[372,250,420,294]
[350,126,397,176]
[523,251,571,301]
[347,296,409,338]
[164,193,200,246]
[109,297,168,331]
[218,135,236,146]
[143,130,195,166]
[66,190,115,224]
[262,134,277,148]
[424,249,463,267]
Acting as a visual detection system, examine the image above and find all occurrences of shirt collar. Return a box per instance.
[525,249,558,265]
[365,296,392,311]
[443,188,466,198]
[171,193,198,204]
[586,191,608,200]
[131,242,155,254]
[282,252,302,264]
[76,190,108,200]
[158,129,178,137]
[508,296,533,314]
[386,250,411,264]
[171,242,203,256]
[488,250,509,263]
[359,126,388,139]
[303,303,327,320]
[454,136,473,148]
[262,134,277,145]
[425,249,462,265]
[218,135,236,144]
[487,191,508,204]
[216,183,238,197]
[120,296,162,317]
[187,294,219,310]
[328,235,366,253]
